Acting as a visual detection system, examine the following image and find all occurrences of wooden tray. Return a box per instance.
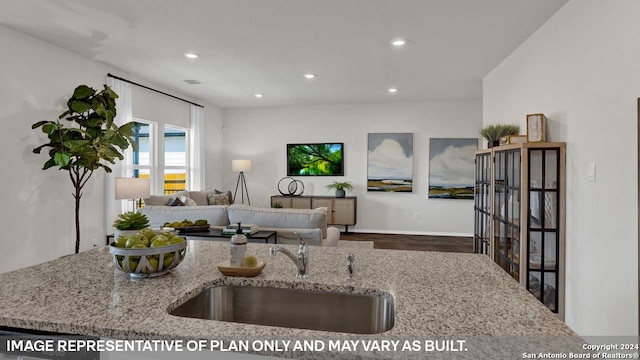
[217,260,266,277]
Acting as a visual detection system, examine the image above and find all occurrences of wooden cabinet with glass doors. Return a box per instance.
[473,150,492,255]
[474,142,565,319]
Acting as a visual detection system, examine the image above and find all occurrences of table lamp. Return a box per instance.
[115,177,151,211]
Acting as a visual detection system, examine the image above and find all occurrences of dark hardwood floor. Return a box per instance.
[340,232,473,253]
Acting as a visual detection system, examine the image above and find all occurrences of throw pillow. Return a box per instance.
[144,190,191,206]
[188,191,209,205]
[166,197,185,206]
[180,195,198,206]
[215,189,234,204]
[208,192,230,205]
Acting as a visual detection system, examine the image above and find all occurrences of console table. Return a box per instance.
[270,195,357,233]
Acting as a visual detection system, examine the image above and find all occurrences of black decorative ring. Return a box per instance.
[278,177,304,196]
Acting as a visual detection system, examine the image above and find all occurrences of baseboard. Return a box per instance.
[346,229,473,238]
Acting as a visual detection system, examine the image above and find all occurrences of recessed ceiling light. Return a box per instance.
[391,39,406,47]
[303,73,315,79]
[183,79,201,85]
[254,93,263,98]
[388,87,398,93]
[184,53,199,59]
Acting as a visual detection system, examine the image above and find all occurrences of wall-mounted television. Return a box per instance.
[287,143,344,176]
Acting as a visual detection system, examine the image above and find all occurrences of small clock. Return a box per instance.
[527,113,547,142]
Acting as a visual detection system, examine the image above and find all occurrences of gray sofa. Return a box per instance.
[137,191,339,246]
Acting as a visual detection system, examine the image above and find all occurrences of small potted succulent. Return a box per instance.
[325,181,353,198]
[480,123,520,148]
[113,212,150,240]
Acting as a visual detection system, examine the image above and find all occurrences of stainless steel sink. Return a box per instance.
[169,285,395,334]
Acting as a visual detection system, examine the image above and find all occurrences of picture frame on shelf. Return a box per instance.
[526,113,547,142]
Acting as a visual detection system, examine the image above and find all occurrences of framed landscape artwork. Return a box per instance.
[286,143,344,176]
[367,133,413,192]
[428,138,477,199]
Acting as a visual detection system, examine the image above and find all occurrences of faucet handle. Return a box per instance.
[294,232,306,246]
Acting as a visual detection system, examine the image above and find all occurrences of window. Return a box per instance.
[163,125,189,194]
[130,121,189,195]
[132,122,151,182]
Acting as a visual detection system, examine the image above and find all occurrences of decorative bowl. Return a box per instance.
[109,241,187,278]
[217,260,266,277]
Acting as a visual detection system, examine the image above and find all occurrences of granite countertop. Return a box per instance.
[0,240,578,359]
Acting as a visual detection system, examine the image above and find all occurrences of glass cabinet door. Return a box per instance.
[527,148,560,313]
[493,149,521,281]
[474,152,492,255]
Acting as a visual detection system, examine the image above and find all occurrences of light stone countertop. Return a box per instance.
[0,240,579,359]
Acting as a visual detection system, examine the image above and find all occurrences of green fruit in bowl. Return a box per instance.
[139,228,156,242]
[120,257,139,272]
[125,236,144,248]
[115,236,127,248]
[169,236,185,245]
[151,234,169,242]
[162,253,175,268]
[145,256,159,273]
[150,237,170,248]
[128,244,146,263]
[133,233,149,247]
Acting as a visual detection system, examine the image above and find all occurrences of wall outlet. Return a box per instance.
[413,212,420,219]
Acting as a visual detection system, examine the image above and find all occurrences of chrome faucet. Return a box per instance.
[346,253,355,280]
[270,233,308,278]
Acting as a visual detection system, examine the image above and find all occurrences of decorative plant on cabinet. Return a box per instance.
[32,84,137,254]
[480,123,520,148]
[325,181,353,198]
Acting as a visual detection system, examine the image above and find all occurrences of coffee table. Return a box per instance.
[183,229,277,244]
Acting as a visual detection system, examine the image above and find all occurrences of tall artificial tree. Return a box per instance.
[32,84,137,254]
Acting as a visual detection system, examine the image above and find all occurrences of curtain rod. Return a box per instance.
[107,73,204,108]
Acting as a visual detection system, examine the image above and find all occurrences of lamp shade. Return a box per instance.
[115,177,151,200]
[232,159,252,172]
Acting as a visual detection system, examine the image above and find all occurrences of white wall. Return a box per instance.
[0,26,224,273]
[204,103,225,190]
[483,0,639,335]
[0,26,111,272]
[222,100,482,235]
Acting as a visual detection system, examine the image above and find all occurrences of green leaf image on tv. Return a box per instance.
[287,143,344,176]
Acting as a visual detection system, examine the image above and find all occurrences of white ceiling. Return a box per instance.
[0,0,567,108]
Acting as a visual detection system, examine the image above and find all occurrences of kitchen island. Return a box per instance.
[0,240,581,359]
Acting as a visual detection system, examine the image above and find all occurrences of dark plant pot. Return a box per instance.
[488,140,500,148]
[335,189,346,198]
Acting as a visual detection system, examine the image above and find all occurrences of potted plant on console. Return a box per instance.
[325,181,353,198]
[113,212,150,241]
[480,123,520,148]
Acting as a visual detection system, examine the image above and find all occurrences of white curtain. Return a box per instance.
[105,77,133,231]
[189,105,206,191]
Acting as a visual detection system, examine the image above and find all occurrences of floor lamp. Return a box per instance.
[232,159,251,205]
[115,177,151,212]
